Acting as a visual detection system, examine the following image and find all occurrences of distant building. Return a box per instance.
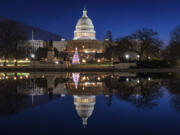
[18,40,45,55]
[53,39,67,52]
[17,31,46,55]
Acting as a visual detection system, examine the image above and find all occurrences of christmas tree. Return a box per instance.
[72,48,80,64]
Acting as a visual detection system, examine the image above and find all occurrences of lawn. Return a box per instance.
[71,63,113,68]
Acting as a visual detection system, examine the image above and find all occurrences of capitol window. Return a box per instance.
[75,98,95,103]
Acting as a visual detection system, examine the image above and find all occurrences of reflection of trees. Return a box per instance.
[104,94,113,107]
[35,78,47,88]
[105,76,163,109]
[0,80,27,115]
[164,79,180,112]
[170,95,180,112]
[55,77,68,87]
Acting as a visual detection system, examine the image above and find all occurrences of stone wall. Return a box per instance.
[114,63,136,69]
[30,61,67,69]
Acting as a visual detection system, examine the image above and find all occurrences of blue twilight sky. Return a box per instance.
[0,0,180,44]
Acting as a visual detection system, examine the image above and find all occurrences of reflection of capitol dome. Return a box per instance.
[74,96,96,127]
[74,8,96,40]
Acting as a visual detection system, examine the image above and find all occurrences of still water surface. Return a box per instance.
[0,72,180,135]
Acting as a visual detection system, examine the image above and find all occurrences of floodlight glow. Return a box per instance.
[125,54,130,60]
[31,54,35,58]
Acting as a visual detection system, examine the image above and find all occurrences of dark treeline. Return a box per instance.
[0,20,27,59]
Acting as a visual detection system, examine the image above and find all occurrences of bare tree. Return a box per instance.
[167,25,180,60]
[117,28,163,61]
[106,30,113,43]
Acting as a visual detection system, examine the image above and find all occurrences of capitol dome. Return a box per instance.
[74,8,96,40]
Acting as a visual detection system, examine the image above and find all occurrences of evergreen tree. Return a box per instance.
[72,48,80,64]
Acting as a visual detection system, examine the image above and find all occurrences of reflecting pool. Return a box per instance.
[0,72,180,135]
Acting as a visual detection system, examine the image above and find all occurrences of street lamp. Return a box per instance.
[97,59,101,63]
[137,79,140,83]
[125,54,130,60]
[31,53,35,59]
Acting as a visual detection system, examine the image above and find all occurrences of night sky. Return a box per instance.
[0,0,180,44]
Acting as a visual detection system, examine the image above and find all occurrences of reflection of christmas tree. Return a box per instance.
[72,73,80,89]
[72,48,80,64]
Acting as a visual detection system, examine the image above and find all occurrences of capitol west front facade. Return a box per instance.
[66,8,105,61]
[18,8,105,62]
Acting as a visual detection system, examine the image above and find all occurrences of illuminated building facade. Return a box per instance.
[74,95,96,127]
[17,8,105,62]
[66,8,105,62]
[73,8,96,40]
[17,30,45,56]
[18,39,45,55]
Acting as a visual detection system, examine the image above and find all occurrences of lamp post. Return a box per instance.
[14,59,17,66]
[30,53,35,61]
[137,55,140,61]
[125,54,130,62]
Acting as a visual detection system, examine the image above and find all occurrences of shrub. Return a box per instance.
[137,60,177,68]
